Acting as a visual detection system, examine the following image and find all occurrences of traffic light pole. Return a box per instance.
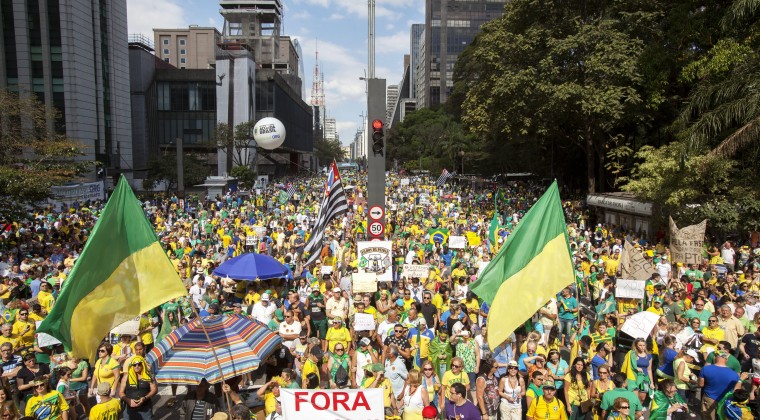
[366,78,386,240]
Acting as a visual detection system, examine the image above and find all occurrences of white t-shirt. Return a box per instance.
[278,320,302,349]
[188,285,206,305]
[252,302,276,324]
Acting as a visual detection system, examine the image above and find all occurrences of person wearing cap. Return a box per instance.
[324,317,351,354]
[526,379,566,420]
[25,375,70,420]
[352,337,378,387]
[673,349,699,401]
[421,405,438,420]
[647,296,665,316]
[251,292,276,325]
[325,287,348,322]
[698,349,740,418]
[268,308,285,331]
[305,288,327,342]
[256,379,282,416]
[89,381,121,420]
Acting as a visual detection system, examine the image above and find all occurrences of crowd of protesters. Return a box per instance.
[0,171,758,420]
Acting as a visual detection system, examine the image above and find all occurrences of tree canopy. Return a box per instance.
[0,89,89,220]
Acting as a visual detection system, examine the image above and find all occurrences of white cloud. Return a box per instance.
[329,13,345,20]
[127,0,187,37]
[385,23,395,30]
[376,31,409,55]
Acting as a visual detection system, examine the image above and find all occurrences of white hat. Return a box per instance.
[261,293,270,302]
[685,349,700,362]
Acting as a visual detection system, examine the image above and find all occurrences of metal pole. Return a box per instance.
[176,137,184,193]
[368,0,375,78]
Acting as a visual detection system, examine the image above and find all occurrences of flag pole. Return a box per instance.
[190,305,232,417]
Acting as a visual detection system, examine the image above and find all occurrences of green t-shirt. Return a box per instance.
[705,352,742,373]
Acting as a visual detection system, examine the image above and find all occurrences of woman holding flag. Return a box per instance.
[619,339,654,398]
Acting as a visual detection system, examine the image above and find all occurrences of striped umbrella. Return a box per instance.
[147,314,281,385]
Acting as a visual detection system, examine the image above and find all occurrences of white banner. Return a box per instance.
[449,236,466,249]
[281,389,384,420]
[357,241,393,282]
[615,279,646,300]
[402,264,430,279]
[353,313,375,331]
[400,178,410,186]
[50,181,105,205]
[669,217,707,265]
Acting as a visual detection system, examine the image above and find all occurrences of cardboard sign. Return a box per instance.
[245,236,256,246]
[35,321,61,347]
[402,264,430,279]
[449,236,466,249]
[616,279,646,300]
[352,272,378,293]
[669,217,707,265]
[353,313,375,331]
[320,265,334,275]
[620,240,656,280]
[281,389,384,420]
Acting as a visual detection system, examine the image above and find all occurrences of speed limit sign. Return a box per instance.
[368,222,384,236]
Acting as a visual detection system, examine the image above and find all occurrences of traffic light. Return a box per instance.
[371,119,384,156]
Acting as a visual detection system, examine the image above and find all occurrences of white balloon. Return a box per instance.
[253,117,286,150]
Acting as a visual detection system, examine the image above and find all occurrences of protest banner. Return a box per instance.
[449,236,466,249]
[320,265,334,275]
[35,321,61,347]
[253,226,267,238]
[620,240,656,280]
[281,389,384,420]
[357,241,392,282]
[418,195,430,205]
[669,217,707,265]
[49,181,105,207]
[402,264,429,279]
[353,313,375,331]
[400,178,410,186]
[352,272,378,293]
[245,236,257,246]
[615,279,646,300]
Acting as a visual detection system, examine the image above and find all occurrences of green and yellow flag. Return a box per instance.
[38,175,187,359]
[470,181,573,350]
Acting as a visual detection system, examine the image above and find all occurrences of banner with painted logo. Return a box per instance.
[669,217,707,265]
[357,241,392,282]
[281,389,384,420]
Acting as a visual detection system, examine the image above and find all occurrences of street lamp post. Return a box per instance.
[459,150,465,176]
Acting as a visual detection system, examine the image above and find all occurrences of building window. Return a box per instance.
[179,38,186,45]
[163,48,169,55]
[164,58,169,62]
[163,38,169,45]
[180,58,186,64]
[180,49,186,55]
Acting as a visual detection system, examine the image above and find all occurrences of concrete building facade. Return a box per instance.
[153,26,222,69]
[0,0,133,183]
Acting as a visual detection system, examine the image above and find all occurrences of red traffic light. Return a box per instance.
[372,119,383,131]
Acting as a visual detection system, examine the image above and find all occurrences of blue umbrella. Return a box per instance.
[212,252,291,281]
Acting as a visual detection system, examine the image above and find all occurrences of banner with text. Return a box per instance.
[402,264,430,280]
[615,279,646,300]
[281,389,384,420]
[357,241,393,282]
[669,217,707,265]
[50,181,105,206]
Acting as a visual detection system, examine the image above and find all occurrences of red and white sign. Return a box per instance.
[281,389,384,420]
[368,205,384,220]
[368,222,384,236]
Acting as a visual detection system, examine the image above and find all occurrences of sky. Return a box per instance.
[126,0,425,146]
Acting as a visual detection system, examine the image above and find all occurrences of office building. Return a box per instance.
[324,118,337,142]
[410,24,424,100]
[0,0,132,182]
[386,85,398,125]
[422,0,508,107]
[153,25,222,69]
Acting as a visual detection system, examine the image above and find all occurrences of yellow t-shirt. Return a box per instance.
[302,359,320,385]
[37,291,55,313]
[325,327,351,353]
[563,373,592,405]
[0,334,19,350]
[12,319,35,347]
[527,396,567,420]
[139,316,154,345]
[701,327,725,353]
[25,390,70,419]
[442,370,469,400]
[88,397,122,420]
[94,357,121,387]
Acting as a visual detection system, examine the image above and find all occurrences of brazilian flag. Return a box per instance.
[429,228,449,244]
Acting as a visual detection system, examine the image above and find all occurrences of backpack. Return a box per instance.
[334,362,349,388]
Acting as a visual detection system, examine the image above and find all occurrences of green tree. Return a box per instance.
[142,153,212,191]
[314,136,344,164]
[229,165,256,189]
[455,0,650,192]
[0,89,89,220]
[214,121,257,168]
